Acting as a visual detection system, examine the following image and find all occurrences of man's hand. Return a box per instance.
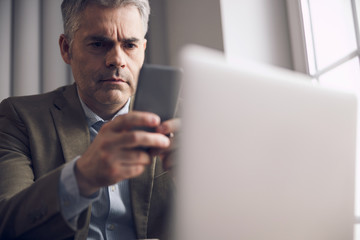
[75,112,170,197]
[154,118,181,171]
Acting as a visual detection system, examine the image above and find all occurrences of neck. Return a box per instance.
[89,103,124,120]
[79,97,129,121]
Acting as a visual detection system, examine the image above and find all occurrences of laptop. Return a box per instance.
[173,45,357,240]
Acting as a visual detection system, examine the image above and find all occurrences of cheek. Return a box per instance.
[71,46,104,74]
[129,51,145,76]
[128,65,141,93]
[76,58,102,80]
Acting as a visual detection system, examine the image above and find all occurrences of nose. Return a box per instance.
[105,45,126,69]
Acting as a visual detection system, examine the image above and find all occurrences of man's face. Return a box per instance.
[62,4,147,110]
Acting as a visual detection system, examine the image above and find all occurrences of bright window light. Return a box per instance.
[306,0,357,72]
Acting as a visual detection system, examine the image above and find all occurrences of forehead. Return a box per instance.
[76,3,145,39]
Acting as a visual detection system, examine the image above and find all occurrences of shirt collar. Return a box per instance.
[78,93,131,127]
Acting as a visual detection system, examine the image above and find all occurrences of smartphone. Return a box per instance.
[132,64,182,132]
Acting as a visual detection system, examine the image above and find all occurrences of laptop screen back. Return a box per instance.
[174,45,357,240]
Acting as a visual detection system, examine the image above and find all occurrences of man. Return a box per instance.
[0,0,178,239]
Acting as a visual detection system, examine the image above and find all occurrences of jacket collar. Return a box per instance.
[50,84,90,163]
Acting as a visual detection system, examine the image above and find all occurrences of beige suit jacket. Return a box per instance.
[0,84,173,239]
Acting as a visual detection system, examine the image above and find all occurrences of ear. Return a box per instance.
[143,38,147,51]
[59,34,71,64]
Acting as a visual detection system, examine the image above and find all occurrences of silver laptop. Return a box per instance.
[173,45,357,240]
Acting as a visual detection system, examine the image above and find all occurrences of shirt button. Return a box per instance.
[111,185,116,192]
[107,224,115,231]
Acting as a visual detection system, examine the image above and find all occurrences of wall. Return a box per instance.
[220,0,294,70]
[0,0,69,100]
[147,0,224,66]
[0,0,12,99]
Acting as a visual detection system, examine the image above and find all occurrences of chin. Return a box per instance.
[97,91,129,106]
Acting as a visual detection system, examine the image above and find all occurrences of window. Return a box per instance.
[288,0,360,228]
[301,0,360,91]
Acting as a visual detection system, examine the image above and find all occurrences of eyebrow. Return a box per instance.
[122,37,140,43]
[85,35,140,43]
[85,35,110,42]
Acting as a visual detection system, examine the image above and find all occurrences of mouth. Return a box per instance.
[100,78,126,84]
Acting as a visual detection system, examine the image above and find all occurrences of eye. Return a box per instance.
[90,41,104,48]
[124,42,137,49]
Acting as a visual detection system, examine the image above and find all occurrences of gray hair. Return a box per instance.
[61,0,150,43]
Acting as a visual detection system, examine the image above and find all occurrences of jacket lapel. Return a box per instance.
[130,158,156,239]
[50,84,90,163]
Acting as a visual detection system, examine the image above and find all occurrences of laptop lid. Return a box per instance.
[174,45,357,240]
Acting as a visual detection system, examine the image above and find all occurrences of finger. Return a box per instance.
[109,130,171,149]
[115,149,152,165]
[99,151,151,182]
[107,111,161,132]
[156,118,181,135]
[150,135,178,156]
[105,164,147,183]
[117,164,146,179]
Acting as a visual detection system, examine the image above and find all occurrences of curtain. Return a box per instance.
[0,0,71,100]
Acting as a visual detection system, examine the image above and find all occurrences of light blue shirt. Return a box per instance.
[59,98,137,239]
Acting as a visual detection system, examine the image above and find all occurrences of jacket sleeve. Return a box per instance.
[0,98,87,239]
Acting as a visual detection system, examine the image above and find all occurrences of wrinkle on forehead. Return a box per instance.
[78,4,145,41]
